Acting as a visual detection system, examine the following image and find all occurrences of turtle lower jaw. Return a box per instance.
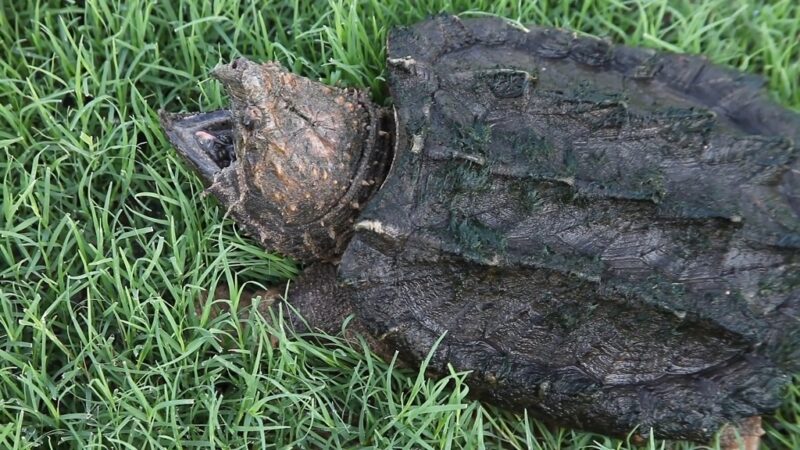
[159,109,236,184]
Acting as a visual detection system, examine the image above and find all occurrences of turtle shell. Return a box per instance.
[337,15,800,441]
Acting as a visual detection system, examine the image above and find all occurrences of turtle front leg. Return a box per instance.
[277,264,359,336]
[195,265,344,334]
[197,264,398,360]
[278,264,400,361]
[720,416,763,450]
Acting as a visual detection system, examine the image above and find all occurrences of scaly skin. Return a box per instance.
[161,15,800,446]
[341,15,799,443]
[161,59,392,262]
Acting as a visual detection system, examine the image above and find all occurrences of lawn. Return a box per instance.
[1,0,798,448]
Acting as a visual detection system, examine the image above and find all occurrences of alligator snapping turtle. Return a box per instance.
[160,15,800,447]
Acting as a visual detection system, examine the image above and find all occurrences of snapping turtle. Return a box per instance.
[160,15,800,447]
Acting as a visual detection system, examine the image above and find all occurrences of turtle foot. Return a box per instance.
[196,284,282,347]
[720,416,763,450]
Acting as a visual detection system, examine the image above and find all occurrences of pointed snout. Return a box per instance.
[211,57,256,99]
[210,57,250,83]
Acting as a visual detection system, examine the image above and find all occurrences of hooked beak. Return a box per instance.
[159,109,235,184]
[159,58,255,185]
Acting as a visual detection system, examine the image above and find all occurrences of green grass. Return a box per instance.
[1,0,798,448]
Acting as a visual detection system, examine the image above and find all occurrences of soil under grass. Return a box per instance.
[1,1,798,448]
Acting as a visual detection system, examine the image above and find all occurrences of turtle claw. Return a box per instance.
[720,416,763,450]
[196,284,283,348]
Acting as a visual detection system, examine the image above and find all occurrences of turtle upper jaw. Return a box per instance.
[159,109,235,184]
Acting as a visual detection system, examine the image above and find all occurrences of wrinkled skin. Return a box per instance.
[161,59,391,261]
[161,15,800,447]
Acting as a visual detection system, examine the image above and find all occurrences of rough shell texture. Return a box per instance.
[338,15,800,441]
[206,60,390,262]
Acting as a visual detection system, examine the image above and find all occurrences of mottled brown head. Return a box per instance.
[161,58,391,262]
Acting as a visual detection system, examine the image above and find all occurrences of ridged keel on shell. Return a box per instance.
[340,15,800,441]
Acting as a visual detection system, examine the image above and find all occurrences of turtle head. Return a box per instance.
[160,58,390,262]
